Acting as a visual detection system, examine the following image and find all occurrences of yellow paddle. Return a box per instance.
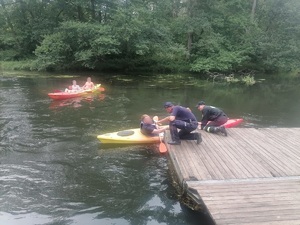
[153,116,167,153]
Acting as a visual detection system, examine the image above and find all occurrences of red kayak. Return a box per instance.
[48,84,104,100]
[204,118,243,129]
[223,118,243,128]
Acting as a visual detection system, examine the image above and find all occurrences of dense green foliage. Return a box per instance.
[0,0,299,73]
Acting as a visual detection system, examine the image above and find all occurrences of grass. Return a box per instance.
[241,75,256,86]
[0,60,34,71]
[0,61,83,78]
[1,60,299,86]
[272,71,300,80]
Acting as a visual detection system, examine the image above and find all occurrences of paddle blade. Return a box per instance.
[159,142,167,153]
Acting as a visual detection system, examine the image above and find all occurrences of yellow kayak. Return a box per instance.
[97,128,161,144]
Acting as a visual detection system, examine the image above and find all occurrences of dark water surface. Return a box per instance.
[0,72,299,225]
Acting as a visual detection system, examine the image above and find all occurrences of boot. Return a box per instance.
[219,126,227,136]
[195,133,202,144]
[168,140,181,145]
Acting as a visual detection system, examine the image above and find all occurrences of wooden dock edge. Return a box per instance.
[166,153,203,211]
[163,131,204,210]
[167,146,207,211]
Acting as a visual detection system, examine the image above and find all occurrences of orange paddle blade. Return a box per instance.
[159,142,167,153]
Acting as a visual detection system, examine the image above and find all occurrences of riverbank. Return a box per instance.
[0,60,34,71]
[1,61,299,88]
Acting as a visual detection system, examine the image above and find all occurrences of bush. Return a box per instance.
[0,60,35,71]
[241,75,256,86]
[34,22,120,71]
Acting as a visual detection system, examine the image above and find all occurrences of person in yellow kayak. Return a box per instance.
[140,114,168,136]
[82,77,95,90]
[65,80,81,92]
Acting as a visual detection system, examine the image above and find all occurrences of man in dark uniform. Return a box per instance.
[196,101,228,136]
[157,102,201,145]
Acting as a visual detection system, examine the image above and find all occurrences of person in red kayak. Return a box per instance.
[65,80,81,92]
[140,114,168,136]
[196,101,228,136]
[82,77,95,90]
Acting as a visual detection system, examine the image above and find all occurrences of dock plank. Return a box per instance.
[201,133,245,179]
[232,129,299,175]
[207,130,272,178]
[187,178,300,225]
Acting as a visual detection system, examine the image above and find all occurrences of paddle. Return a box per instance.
[153,116,167,153]
[158,133,167,153]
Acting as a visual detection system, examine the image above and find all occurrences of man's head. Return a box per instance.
[141,114,152,124]
[196,101,205,111]
[72,80,77,85]
[164,102,174,113]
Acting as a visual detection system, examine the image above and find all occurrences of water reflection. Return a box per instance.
[49,93,106,110]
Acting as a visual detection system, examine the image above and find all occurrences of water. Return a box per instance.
[0,72,300,225]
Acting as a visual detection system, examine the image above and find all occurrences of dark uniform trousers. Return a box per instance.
[204,114,228,133]
[169,120,198,142]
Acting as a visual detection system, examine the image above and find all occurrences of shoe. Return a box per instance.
[195,133,202,144]
[168,141,181,145]
[219,126,227,136]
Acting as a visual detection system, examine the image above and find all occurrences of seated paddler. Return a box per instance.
[140,114,168,136]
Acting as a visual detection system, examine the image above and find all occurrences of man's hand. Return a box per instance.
[153,117,162,125]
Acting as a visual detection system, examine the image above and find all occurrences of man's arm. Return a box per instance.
[151,126,168,134]
[157,115,175,124]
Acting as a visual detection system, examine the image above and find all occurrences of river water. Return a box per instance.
[0,72,299,225]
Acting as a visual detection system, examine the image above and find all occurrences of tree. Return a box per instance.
[34,22,120,70]
[0,0,299,73]
[250,0,300,71]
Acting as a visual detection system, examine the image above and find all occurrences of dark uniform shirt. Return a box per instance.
[171,106,197,122]
[140,122,157,136]
[201,105,226,129]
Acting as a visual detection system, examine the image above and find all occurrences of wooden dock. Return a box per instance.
[165,128,300,225]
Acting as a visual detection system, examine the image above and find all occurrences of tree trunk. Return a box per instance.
[187,32,193,59]
[186,0,194,59]
[77,5,84,21]
[251,0,257,22]
[91,0,95,20]
[0,0,15,32]
[18,0,29,24]
[0,0,21,46]
[172,0,181,18]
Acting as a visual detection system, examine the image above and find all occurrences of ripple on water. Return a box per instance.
[0,212,52,225]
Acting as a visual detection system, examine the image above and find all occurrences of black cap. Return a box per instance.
[164,102,173,108]
[196,101,205,107]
